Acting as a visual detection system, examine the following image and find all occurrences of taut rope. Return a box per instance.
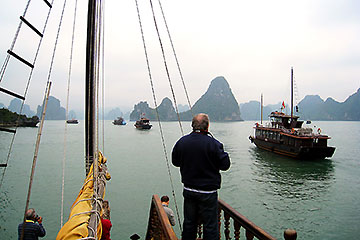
[149,0,184,136]
[157,0,193,117]
[61,0,79,227]
[135,0,199,232]
[21,0,67,238]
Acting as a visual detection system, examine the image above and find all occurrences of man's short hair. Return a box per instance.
[161,195,169,202]
[192,113,209,131]
[102,200,111,220]
[25,208,36,220]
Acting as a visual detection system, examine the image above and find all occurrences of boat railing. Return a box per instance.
[213,198,297,240]
[297,128,313,136]
[145,196,297,240]
[265,122,272,128]
[145,195,178,240]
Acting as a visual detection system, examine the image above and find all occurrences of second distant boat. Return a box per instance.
[134,117,152,130]
[113,117,126,125]
[66,119,79,124]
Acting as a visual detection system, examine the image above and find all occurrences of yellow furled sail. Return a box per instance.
[56,152,110,240]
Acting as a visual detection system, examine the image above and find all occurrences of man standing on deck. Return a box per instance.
[172,113,231,240]
[18,208,46,240]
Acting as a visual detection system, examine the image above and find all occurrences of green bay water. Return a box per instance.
[1,121,359,239]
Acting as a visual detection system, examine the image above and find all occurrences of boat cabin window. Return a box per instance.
[270,117,283,129]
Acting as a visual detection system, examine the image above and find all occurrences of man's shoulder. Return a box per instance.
[163,205,174,213]
[175,132,222,146]
[211,136,223,145]
[175,132,194,143]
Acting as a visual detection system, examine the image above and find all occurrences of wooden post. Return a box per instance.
[224,212,230,240]
[284,229,297,240]
[234,221,241,240]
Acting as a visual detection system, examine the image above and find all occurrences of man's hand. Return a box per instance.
[37,216,43,224]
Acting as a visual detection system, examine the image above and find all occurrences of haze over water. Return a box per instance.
[0,120,359,239]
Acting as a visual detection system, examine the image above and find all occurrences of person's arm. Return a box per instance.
[169,209,176,226]
[36,217,46,237]
[217,142,231,171]
[172,142,181,167]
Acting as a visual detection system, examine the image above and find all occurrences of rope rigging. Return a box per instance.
[135,0,185,232]
[101,0,106,154]
[0,0,32,83]
[0,0,55,190]
[20,0,69,238]
[135,0,194,232]
[149,0,184,136]
[61,0,79,227]
[157,0,193,117]
[21,82,52,240]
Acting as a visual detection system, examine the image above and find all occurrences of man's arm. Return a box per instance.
[171,142,181,167]
[168,209,176,226]
[217,143,231,171]
[36,223,46,237]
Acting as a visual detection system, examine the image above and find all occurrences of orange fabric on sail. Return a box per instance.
[56,152,109,240]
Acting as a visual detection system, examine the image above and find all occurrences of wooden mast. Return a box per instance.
[85,1,106,238]
[85,0,97,175]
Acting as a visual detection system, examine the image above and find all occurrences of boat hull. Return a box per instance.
[250,136,335,159]
[113,122,126,125]
[135,124,152,130]
[66,120,79,124]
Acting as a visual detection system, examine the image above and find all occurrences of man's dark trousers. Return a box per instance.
[182,189,219,240]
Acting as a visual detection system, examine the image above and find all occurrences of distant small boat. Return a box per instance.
[66,119,79,124]
[113,117,126,125]
[134,117,152,130]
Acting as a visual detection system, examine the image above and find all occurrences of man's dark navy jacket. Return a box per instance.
[18,220,46,240]
[172,131,231,191]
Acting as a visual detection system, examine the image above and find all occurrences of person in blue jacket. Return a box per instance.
[18,208,46,240]
[172,113,231,240]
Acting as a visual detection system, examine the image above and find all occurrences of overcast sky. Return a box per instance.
[0,0,359,112]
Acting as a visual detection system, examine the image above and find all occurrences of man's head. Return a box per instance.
[25,208,37,221]
[161,195,170,205]
[102,200,111,220]
[192,113,209,131]
[103,200,109,209]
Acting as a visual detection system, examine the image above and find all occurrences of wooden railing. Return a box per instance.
[145,195,297,240]
[145,195,178,240]
[217,198,297,240]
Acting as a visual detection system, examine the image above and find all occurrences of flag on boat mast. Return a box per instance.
[281,101,285,111]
